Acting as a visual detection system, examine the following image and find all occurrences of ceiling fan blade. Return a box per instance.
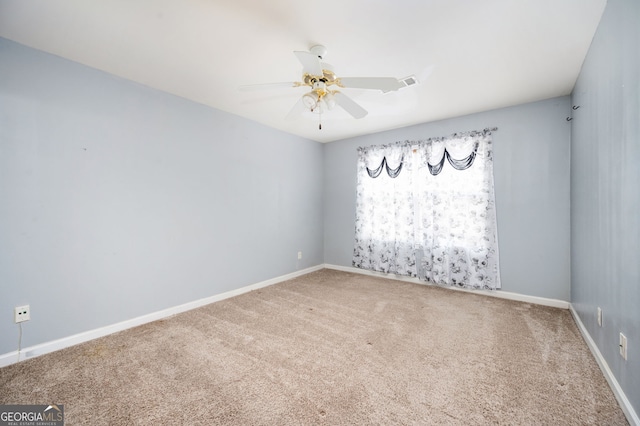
[338,77,404,93]
[239,82,299,91]
[334,92,368,119]
[285,98,306,121]
[293,51,323,76]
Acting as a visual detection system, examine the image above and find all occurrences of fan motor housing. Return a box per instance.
[303,69,337,86]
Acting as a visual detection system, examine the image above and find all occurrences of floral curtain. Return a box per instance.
[352,129,501,290]
[352,141,417,276]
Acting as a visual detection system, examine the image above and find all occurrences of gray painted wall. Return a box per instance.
[570,0,639,413]
[324,97,572,301]
[0,38,324,355]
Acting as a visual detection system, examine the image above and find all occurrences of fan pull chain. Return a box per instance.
[318,109,322,130]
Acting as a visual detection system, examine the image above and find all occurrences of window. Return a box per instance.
[353,129,501,290]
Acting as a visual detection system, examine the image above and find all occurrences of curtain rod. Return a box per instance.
[415,126,498,144]
[446,126,498,137]
[358,127,498,153]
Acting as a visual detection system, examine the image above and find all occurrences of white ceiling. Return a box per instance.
[0,0,606,143]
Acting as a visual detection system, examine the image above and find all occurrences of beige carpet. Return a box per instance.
[0,269,627,425]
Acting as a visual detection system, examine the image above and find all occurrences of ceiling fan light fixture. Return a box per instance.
[304,97,328,115]
[302,92,318,109]
[323,92,336,110]
[315,98,328,114]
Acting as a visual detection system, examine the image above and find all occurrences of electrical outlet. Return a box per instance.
[14,305,30,323]
[619,333,627,360]
[297,251,302,260]
[597,307,602,327]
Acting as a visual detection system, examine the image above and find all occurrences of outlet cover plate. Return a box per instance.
[14,305,30,323]
[620,333,627,360]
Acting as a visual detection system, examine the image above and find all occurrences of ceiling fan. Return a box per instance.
[240,45,418,128]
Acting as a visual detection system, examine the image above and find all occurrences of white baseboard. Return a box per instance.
[0,265,324,368]
[569,305,639,426]
[324,264,570,309]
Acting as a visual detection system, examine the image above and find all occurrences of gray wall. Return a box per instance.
[324,97,572,301]
[0,38,324,355]
[570,0,639,413]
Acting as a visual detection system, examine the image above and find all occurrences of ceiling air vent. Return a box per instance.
[400,75,419,87]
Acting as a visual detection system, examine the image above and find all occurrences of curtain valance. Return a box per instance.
[361,128,496,177]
